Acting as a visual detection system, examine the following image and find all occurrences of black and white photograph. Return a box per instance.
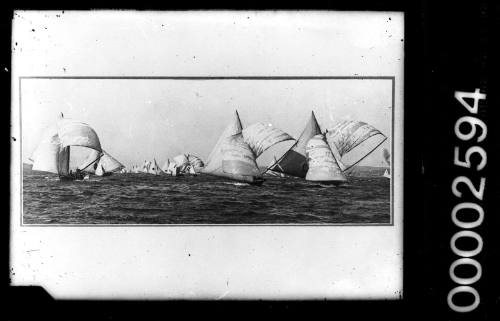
[10,11,403,300]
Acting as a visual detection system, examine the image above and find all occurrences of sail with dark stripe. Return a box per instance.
[269,111,321,178]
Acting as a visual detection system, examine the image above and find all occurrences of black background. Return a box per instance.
[3,1,499,320]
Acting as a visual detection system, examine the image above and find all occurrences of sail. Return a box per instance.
[161,159,170,173]
[221,134,261,177]
[141,160,150,173]
[242,123,294,158]
[77,149,101,172]
[305,134,347,183]
[57,119,102,152]
[187,154,204,169]
[167,162,178,176]
[57,146,70,176]
[173,154,189,172]
[95,163,104,176]
[270,111,321,178]
[325,120,386,170]
[148,159,161,175]
[383,169,391,178]
[202,110,243,174]
[98,151,124,173]
[31,126,62,174]
[383,148,391,166]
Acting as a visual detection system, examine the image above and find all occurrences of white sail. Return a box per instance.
[98,151,125,173]
[221,133,261,177]
[383,169,391,179]
[173,154,189,172]
[161,159,171,173]
[202,110,243,174]
[242,123,294,158]
[31,126,62,174]
[187,154,204,169]
[77,149,101,172]
[148,159,161,175]
[202,111,263,184]
[57,119,102,152]
[95,163,105,176]
[325,120,386,170]
[141,160,150,173]
[305,134,347,183]
[167,162,178,176]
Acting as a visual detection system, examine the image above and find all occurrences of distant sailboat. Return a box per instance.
[305,134,347,184]
[161,159,171,174]
[187,154,204,171]
[173,154,189,173]
[141,160,150,173]
[31,114,103,180]
[201,110,263,185]
[148,159,162,175]
[325,120,387,172]
[382,148,391,179]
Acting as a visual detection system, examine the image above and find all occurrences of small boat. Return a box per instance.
[382,148,391,179]
[148,158,162,175]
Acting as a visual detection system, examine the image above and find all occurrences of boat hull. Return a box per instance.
[306,179,347,186]
[203,172,265,185]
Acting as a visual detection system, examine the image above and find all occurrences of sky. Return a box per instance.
[13,11,403,168]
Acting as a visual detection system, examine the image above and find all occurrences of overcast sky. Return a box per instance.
[14,11,403,168]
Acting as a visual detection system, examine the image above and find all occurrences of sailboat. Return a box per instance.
[202,110,293,185]
[148,159,162,175]
[382,148,391,179]
[325,120,387,172]
[161,159,171,174]
[187,154,204,170]
[173,154,189,173]
[30,114,103,181]
[141,160,150,173]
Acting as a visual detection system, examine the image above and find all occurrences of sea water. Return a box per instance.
[21,173,390,225]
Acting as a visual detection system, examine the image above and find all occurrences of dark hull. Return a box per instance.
[204,172,265,186]
[59,175,84,181]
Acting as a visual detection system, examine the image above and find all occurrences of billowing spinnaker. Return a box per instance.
[221,134,261,177]
[57,119,102,152]
[242,123,294,158]
[78,149,101,172]
[98,151,124,172]
[203,110,243,174]
[187,154,204,169]
[325,120,386,169]
[305,135,347,182]
[270,111,321,178]
[31,127,61,174]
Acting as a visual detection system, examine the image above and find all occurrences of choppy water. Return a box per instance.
[22,173,390,224]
